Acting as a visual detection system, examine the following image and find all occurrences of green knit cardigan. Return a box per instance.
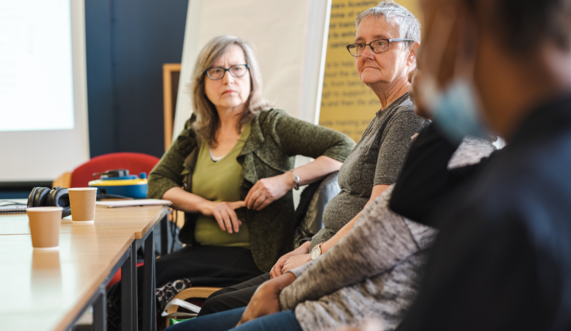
[148,109,355,272]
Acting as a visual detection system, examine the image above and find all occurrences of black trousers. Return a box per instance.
[107,245,263,331]
[198,273,271,316]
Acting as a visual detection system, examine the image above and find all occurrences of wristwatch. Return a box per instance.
[310,243,323,260]
[291,170,300,190]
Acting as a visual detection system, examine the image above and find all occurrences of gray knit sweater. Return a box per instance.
[278,137,496,331]
[279,186,435,331]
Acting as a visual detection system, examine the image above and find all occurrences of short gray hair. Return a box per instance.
[190,35,267,146]
[355,1,421,47]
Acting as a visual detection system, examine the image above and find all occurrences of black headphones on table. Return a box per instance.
[27,186,71,217]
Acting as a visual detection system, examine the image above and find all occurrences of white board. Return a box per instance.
[173,0,331,137]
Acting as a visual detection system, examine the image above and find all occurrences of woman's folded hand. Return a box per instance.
[201,201,246,234]
[281,253,311,274]
[270,241,311,278]
[245,173,293,211]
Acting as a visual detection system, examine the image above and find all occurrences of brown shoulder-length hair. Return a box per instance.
[190,35,267,146]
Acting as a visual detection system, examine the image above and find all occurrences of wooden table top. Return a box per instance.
[0,205,167,238]
[0,205,168,331]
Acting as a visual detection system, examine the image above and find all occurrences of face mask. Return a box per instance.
[429,78,489,143]
[418,7,490,143]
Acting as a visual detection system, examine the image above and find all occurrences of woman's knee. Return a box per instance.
[199,292,235,316]
[199,285,260,317]
[209,286,235,299]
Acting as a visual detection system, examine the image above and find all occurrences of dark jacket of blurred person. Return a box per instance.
[397,95,571,331]
[390,123,499,227]
[394,0,571,329]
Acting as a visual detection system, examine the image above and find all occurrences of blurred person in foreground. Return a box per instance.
[391,0,571,329]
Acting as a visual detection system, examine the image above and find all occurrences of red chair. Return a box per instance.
[70,152,160,187]
[53,152,160,188]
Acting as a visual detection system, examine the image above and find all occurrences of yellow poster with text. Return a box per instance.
[319,0,420,142]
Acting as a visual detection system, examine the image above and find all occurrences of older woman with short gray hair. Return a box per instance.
[266,0,426,277]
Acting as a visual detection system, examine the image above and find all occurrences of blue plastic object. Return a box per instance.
[100,175,138,181]
[90,183,148,199]
[88,172,148,198]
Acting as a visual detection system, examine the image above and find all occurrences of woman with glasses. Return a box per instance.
[165,2,429,331]
[106,35,355,330]
[262,0,428,279]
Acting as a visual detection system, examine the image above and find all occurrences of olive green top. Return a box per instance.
[148,108,355,272]
[193,121,251,248]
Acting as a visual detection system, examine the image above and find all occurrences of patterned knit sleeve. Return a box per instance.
[288,260,317,279]
[279,186,436,310]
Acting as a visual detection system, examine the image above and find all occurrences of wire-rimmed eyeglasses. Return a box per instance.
[204,64,249,80]
[346,39,414,57]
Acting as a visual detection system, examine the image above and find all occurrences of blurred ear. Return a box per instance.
[408,67,417,84]
[407,42,420,67]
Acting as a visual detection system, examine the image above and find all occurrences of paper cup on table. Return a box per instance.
[27,207,62,249]
[68,187,98,222]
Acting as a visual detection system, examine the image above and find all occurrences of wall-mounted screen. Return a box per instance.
[0,0,75,132]
[0,0,89,182]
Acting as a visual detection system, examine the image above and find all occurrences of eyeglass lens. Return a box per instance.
[348,40,389,56]
[207,65,248,80]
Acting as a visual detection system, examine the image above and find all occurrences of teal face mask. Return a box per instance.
[417,8,490,143]
[430,78,489,143]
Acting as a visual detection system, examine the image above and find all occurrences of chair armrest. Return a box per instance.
[52,172,72,188]
[294,171,340,247]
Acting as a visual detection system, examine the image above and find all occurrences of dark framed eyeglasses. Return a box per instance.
[204,64,249,80]
[346,39,414,57]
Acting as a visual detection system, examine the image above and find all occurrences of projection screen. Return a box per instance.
[0,0,90,182]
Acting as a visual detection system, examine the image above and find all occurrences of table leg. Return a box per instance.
[93,286,107,331]
[142,231,156,331]
[121,242,137,331]
[152,269,156,331]
[160,215,169,255]
[131,241,138,329]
